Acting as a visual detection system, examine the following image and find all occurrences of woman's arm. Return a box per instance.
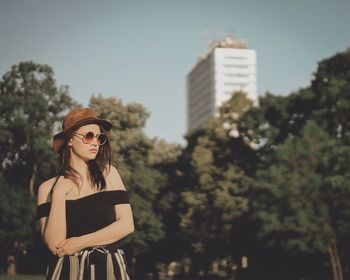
[55,165,134,256]
[80,203,134,248]
[37,178,69,254]
[82,165,134,246]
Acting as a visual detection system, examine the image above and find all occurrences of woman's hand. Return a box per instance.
[54,237,87,257]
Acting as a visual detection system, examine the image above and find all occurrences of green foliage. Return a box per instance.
[0,61,78,274]
[251,121,338,253]
[0,173,36,259]
[246,48,350,256]
[310,49,350,141]
[179,92,254,257]
[0,61,76,190]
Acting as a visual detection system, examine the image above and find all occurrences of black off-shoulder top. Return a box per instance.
[36,190,130,251]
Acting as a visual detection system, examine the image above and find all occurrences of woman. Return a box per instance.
[36,108,134,280]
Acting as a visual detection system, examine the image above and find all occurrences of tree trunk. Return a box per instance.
[212,260,219,273]
[29,163,38,197]
[332,240,343,280]
[6,255,16,275]
[328,244,338,280]
[183,257,191,276]
[328,240,343,280]
[131,256,136,277]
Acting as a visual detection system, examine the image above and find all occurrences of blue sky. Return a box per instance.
[0,0,349,145]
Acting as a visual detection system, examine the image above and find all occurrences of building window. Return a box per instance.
[223,73,249,78]
[223,64,249,69]
[224,56,247,60]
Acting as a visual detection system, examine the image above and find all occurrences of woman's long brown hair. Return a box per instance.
[54,125,112,193]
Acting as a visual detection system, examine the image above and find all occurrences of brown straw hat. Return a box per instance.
[52,108,112,153]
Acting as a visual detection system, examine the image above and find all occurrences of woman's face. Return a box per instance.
[68,124,103,161]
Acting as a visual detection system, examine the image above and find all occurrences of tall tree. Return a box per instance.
[0,62,76,196]
[0,173,36,275]
[250,120,348,279]
[268,49,350,145]
[178,91,255,277]
[310,48,350,141]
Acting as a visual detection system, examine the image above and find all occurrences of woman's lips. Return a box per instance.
[89,149,97,153]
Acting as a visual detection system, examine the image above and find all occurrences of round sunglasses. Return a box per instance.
[74,131,107,146]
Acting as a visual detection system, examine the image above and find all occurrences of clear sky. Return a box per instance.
[0,0,349,145]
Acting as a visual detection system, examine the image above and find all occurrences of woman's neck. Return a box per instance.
[69,154,90,179]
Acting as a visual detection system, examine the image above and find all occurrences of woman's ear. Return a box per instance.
[68,138,73,147]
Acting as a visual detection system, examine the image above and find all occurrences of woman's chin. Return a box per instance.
[83,154,97,161]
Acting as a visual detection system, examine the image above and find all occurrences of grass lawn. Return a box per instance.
[0,275,44,280]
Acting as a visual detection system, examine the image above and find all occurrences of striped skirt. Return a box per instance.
[45,246,133,280]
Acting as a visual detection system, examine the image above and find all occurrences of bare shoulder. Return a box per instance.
[37,176,62,205]
[104,164,126,191]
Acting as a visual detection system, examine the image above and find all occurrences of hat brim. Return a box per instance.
[52,118,112,153]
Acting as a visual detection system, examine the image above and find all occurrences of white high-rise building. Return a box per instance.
[187,37,257,132]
